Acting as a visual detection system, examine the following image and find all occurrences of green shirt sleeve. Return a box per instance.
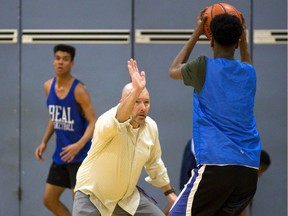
[181,56,207,93]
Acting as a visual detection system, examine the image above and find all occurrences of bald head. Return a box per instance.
[121,83,149,100]
[121,83,133,99]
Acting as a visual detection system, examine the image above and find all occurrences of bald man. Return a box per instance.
[73,59,177,216]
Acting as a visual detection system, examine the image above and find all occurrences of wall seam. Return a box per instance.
[18,0,23,215]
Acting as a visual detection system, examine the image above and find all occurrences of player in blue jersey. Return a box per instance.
[35,44,97,216]
[168,11,261,216]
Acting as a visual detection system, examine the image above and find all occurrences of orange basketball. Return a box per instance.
[202,3,242,40]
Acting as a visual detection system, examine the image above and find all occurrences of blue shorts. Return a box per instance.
[170,165,258,216]
[46,162,82,189]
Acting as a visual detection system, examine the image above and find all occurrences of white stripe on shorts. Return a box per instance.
[186,165,206,215]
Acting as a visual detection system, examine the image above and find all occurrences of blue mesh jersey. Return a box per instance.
[182,56,261,168]
[47,78,91,165]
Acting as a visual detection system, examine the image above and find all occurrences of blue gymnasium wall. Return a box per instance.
[0,0,286,215]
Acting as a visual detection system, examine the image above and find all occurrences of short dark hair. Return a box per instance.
[210,13,243,46]
[260,150,271,166]
[53,44,76,61]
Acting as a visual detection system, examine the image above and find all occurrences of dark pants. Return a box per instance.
[170,165,258,216]
[46,162,82,188]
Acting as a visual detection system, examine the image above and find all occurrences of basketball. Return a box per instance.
[202,3,242,40]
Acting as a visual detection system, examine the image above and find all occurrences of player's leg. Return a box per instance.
[43,183,71,216]
[170,165,257,216]
[44,163,71,216]
[170,165,237,216]
[215,166,258,216]
[73,190,100,216]
[169,166,205,216]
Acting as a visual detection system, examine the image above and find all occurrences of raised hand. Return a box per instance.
[127,58,146,91]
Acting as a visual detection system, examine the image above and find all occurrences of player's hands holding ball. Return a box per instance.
[191,8,208,39]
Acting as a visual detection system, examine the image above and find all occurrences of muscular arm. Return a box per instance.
[74,83,97,149]
[41,119,55,144]
[169,10,206,80]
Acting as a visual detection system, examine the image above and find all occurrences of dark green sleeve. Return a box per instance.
[181,56,206,93]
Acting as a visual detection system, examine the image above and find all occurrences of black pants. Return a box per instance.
[170,165,258,216]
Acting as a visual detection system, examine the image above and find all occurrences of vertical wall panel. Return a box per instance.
[0,0,19,27]
[0,0,20,215]
[252,45,287,216]
[0,44,20,216]
[252,0,287,215]
[253,0,287,29]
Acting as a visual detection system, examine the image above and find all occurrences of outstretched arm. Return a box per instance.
[116,59,146,122]
[169,9,207,80]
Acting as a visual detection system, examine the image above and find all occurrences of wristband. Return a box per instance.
[164,188,176,196]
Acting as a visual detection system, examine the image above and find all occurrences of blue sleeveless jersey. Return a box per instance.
[193,58,261,168]
[47,78,91,164]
